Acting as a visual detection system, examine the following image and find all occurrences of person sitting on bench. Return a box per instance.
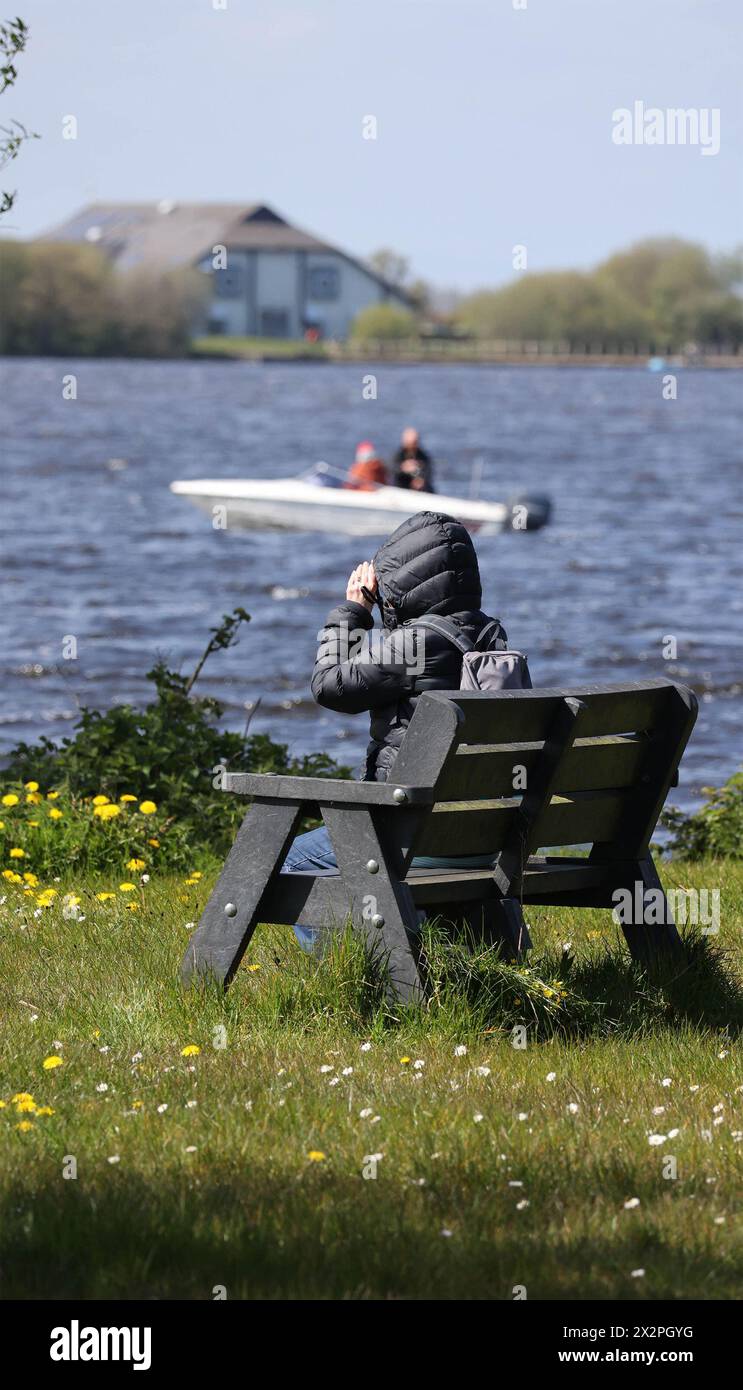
[282,510,508,946]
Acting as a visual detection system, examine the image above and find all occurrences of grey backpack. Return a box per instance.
[414,615,532,692]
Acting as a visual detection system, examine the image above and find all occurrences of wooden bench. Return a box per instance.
[181,678,697,1000]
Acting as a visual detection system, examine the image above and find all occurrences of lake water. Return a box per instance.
[2,358,742,813]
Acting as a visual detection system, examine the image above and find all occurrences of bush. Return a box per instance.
[661,770,743,859]
[1,610,348,874]
[349,303,418,341]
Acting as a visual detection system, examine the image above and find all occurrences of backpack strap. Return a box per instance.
[413,614,475,656]
[474,617,507,652]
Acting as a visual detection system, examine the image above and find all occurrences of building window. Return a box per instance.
[307,265,339,301]
[213,267,243,298]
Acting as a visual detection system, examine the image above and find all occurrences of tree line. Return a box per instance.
[0,240,208,356]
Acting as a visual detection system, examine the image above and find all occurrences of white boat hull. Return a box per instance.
[169,478,532,537]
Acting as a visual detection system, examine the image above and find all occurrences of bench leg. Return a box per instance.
[615,856,686,966]
[434,899,532,961]
[181,800,301,988]
[321,806,424,1004]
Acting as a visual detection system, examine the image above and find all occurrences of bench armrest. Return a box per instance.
[223,773,433,805]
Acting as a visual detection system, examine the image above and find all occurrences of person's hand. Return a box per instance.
[346,561,377,610]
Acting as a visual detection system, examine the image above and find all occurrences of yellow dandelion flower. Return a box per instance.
[126,902,139,912]
[190,871,203,880]
[23,872,39,887]
[26,791,42,805]
[28,820,40,827]
[118,882,136,893]
[139,800,157,815]
[184,877,200,886]
[16,1120,34,1132]
[35,1105,55,1116]
[24,781,39,791]
[49,808,63,820]
[399,1056,411,1064]
[96,891,116,902]
[132,1099,143,1109]
[1,793,19,806]
[11,1093,34,1103]
[307,1150,326,1162]
[47,790,60,800]
[181,1044,201,1057]
[0,1100,6,1109]
[92,794,109,806]
[15,1098,37,1113]
[94,803,121,820]
[3,869,22,882]
[42,1055,63,1070]
[0,820,4,829]
[247,963,261,972]
[126,858,146,871]
[120,794,137,802]
[148,837,160,847]
[9,847,25,859]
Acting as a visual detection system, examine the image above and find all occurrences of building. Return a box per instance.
[37,200,412,340]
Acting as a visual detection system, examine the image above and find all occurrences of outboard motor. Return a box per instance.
[507,494,552,532]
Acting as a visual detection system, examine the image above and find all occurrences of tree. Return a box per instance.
[349,302,418,341]
[1,16,38,217]
[366,247,410,289]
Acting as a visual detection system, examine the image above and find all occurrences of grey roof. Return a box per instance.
[35,201,411,300]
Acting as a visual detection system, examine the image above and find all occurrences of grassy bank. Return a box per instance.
[0,859,740,1300]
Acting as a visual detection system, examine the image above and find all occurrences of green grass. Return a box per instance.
[0,860,741,1300]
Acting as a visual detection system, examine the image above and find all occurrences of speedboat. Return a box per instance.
[170,469,551,537]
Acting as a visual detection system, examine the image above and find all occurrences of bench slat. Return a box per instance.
[415,790,626,857]
[436,734,646,799]
[427,682,673,745]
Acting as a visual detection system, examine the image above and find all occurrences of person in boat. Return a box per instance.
[393,426,434,492]
[345,440,389,491]
[281,511,507,941]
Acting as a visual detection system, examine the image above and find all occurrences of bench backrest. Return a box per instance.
[390,680,697,863]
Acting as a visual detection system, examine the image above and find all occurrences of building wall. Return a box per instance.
[201,246,405,340]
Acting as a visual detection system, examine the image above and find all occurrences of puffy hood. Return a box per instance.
[372,511,482,624]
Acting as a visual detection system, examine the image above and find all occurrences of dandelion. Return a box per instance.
[126,858,146,872]
[11,1092,34,1103]
[126,902,139,912]
[139,800,157,815]
[148,838,160,847]
[132,1100,143,1109]
[24,781,39,792]
[43,1055,63,1070]
[247,963,261,972]
[120,794,137,803]
[2,793,19,806]
[49,808,63,820]
[47,791,60,800]
[15,1098,36,1113]
[2,869,22,882]
[96,892,115,902]
[307,1150,326,1162]
[181,1044,200,1057]
[623,1197,641,1209]
[26,791,41,804]
[118,883,136,893]
[16,1120,34,1132]
[95,803,121,820]
[23,872,39,886]
[92,795,109,806]
[9,848,25,859]
[35,1105,54,1116]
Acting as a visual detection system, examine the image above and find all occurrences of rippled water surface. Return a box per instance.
[2,358,742,812]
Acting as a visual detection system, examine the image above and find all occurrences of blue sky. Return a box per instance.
[3,0,741,289]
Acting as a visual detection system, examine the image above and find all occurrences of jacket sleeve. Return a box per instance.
[310,600,420,714]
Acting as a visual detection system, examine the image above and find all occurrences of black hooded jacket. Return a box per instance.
[310,511,506,782]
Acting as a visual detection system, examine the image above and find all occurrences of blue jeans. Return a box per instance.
[281,824,494,951]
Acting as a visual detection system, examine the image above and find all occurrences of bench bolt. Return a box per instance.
[371,913,385,929]
[224,902,238,917]
[392,787,407,804]
[366,859,379,874]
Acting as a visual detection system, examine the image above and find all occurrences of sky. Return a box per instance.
[2,0,741,290]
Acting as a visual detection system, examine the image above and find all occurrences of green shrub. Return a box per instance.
[1,609,348,874]
[661,770,743,859]
[349,303,418,341]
